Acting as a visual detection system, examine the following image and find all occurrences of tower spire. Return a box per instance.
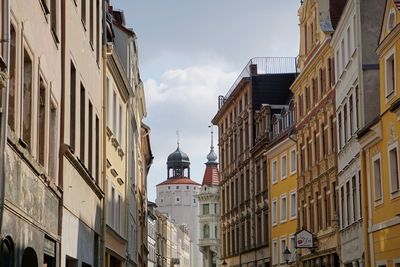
[206,125,217,164]
[176,130,180,147]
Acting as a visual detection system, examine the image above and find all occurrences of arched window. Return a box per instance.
[0,236,14,267]
[203,224,210,239]
[22,247,38,267]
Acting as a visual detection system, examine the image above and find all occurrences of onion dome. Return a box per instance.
[167,147,190,165]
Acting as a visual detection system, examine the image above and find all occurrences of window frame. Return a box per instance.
[272,198,278,226]
[272,158,278,184]
[289,190,297,220]
[280,193,287,223]
[290,147,297,175]
[388,141,400,198]
[279,236,287,265]
[281,153,287,180]
[385,48,396,101]
[372,153,383,205]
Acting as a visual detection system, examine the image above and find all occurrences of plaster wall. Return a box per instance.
[156,184,201,267]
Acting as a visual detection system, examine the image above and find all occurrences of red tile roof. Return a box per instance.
[157,177,201,186]
[395,0,400,10]
[330,0,348,30]
[202,165,220,186]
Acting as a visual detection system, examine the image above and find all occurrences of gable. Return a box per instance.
[380,0,400,43]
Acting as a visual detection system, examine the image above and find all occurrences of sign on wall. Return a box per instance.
[295,229,314,248]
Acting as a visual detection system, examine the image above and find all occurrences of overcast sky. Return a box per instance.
[112,1,301,201]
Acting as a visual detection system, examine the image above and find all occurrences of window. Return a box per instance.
[88,101,93,174]
[386,51,396,97]
[349,95,354,135]
[388,8,396,32]
[290,191,297,219]
[50,0,58,40]
[117,194,122,233]
[373,156,383,201]
[389,145,400,194]
[290,148,296,174]
[119,104,122,144]
[111,186,115,228]
[48,98,58,180]
[280,194,287,222]
[90,0,94,45]
[22,48,33,150]
[352,176,357,221]
[280,237,286,264]
[70,62,76,151]
[272,199,277,226]
[112,90,117,134]
[344,104,348,142]
[81,0,86,26]
[203,204,209,215]
[106,76,110,126]
[95,116,99,183]
[272,239,278,265]
[272,159,278,184]
[289,236,296,263]
[338,111,342,149]
[38,75,47,166]
[8,24,16,131]
[80,83,85,162]
[281,154,287,179]
[346,181,351,226]
[341,186,345,228]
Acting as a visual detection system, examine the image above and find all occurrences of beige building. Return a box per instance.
[0,0,62,265]
[212,58,296,267]
[59,0,104,266]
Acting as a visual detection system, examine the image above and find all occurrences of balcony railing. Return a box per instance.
[218,57,298,109]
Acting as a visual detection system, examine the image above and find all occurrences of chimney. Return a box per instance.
[249,64,257,75]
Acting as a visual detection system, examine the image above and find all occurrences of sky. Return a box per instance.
[112,1,301,201]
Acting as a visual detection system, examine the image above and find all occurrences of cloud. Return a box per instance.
[144,65,238,201]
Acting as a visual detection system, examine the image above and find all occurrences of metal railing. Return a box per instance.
[218,57,298,109]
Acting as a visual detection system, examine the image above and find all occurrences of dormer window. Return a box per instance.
[388,8,396,32]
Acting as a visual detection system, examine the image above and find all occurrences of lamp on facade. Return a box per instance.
[283,247,291,265]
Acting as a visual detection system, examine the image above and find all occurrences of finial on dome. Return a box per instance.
[176,130,180,147]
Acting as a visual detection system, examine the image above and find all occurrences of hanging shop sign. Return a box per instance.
[295,229,314,248]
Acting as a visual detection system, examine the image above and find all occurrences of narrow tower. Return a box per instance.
[195,128,220,267]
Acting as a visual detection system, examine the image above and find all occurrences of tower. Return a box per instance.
[156,142,202,267]
[195,129,220,267]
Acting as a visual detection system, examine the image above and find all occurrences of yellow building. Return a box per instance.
[290,0,348,265]
[358,1,400,266]
[264,104,298,266]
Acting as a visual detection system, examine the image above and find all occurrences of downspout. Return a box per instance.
[0,0,11,235]
[360,150,371,267]
[100,0,107,266]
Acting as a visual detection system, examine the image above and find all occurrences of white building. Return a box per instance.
[331,0,384,266]
[156,145,202,267]
[195,134,220,267]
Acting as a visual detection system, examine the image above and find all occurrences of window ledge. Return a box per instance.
[374,198,384,207]
[390,190,400,200]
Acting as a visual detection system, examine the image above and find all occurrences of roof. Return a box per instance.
[329,0,348,30]
[202,165,219,186]
[157,177,200,186]
[167,147,190,165]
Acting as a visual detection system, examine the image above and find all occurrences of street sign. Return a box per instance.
[295,229,314,248]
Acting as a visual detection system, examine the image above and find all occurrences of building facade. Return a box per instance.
[264,102,297,267]
[155,145,201,267]
[195,131,220,267]
[0,0,62,265]
[212,57,297,267]
[60,0,103,265]
[331,0,384,266]
[148,202,157,267]
[290,0,348,265]
[358,0,400,266]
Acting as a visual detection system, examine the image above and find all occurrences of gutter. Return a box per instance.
[0,0,11,235]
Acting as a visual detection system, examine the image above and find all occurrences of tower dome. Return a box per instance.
[166,146,191,178]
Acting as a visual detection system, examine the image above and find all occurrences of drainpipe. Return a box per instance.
[100,0,107,266]
[0,0,11,235]
[360,150,371,267]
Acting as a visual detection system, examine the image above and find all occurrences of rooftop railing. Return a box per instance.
[218,57,298,110]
